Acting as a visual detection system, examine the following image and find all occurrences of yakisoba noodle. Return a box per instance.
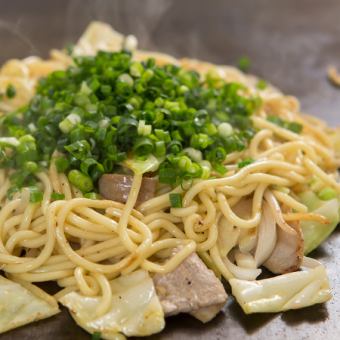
[0,22,339,337]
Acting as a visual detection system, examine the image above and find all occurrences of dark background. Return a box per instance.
[0,0,339,339]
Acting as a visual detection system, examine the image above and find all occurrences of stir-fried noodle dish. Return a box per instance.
[0,22,339,339]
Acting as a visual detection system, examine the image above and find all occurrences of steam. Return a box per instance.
[1,1,206,68]
[65,0,173,50]
[0,19,38,55]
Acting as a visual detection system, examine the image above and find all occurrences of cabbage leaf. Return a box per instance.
[124,154,163,175]
[230,265,331,314]
[300,191,340,254]
[59,270,165,339]
[73,21,124,56]
[0,276,59,334]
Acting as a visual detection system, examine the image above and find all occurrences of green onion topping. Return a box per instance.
[256,79,267,90]
[91,332,101,340]
[0,50,261,191]
[267,116,303,134]
[51,192,65,200]
[84,192,99,199]
[238,158,254,168]
[6,84,16,98]
[237,56,251,72]
[29,187,43,203]
[169,193,183,208]
[68,169,93,193]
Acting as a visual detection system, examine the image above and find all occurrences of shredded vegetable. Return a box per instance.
[0,51,261,192]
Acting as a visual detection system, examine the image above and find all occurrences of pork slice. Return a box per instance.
[153,252,227,323]
[98,174,157,205]
[264,219,304,274]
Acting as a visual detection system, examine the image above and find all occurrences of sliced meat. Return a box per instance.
[264,219,304,274]
[98,174,157,205]
[153,252,227,323]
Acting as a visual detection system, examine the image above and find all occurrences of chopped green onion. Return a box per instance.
[159,166,177,184]
[202,123,217,136]
[256,79,267,90]
[68,169,94,193]
[137,120,152,136]
[154,141,166,157]
[207,147,226,163]
[178,156,192,171]
[141,69,154,82]
[238,158,254,168]
[133,137,154,156]
[183,148,202,162]
[6,84,16,98]
[18,134,35,145]
[91,332,101,340]
[187,162,202,176]
[51,192,65,200]
[28,123,37,133]
[55,157,70,173]
[100,85,112,96]
[16,135,38,165]
[118,73,134,86]
[80,81,92,95]
[178,85,189,94]
[23,161,39,173]
[7,186,20,200]
[130,62,144,77]
[200,160,212,179]
[237,56,251,72]
[80,159,104,181]
[0,137,20,147]
[171,131,183,142]
[168,140,182,154]
[0,50,261,188]
[98,118,110,128]
[267,116,283,126]
[267,116,303,134]
[318,187,337,201]
[213,163,227,174]
[190,133,212,149]
[29,187,43,203]
[10,170,30,188]
[218,122,233,138]
[64,140,91,160]
[59,113,81,133]
[287,122,303,134]
[65,43,74,55]
[84,192,98,199]
[169,193,182,208]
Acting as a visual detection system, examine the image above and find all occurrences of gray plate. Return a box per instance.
[0,1,339,339]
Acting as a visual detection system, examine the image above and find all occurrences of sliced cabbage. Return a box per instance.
[124,154,163,175]
[0,276,60,334]
[300,190,325,211]
[59,270,165,339]
[73,21,125,56]
[300,191,340,254]
[230,265,331,314]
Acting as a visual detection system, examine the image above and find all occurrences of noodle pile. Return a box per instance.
[0,23,339,323]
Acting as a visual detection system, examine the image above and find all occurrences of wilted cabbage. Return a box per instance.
[59,270,165,339]
[229,265,331,314]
